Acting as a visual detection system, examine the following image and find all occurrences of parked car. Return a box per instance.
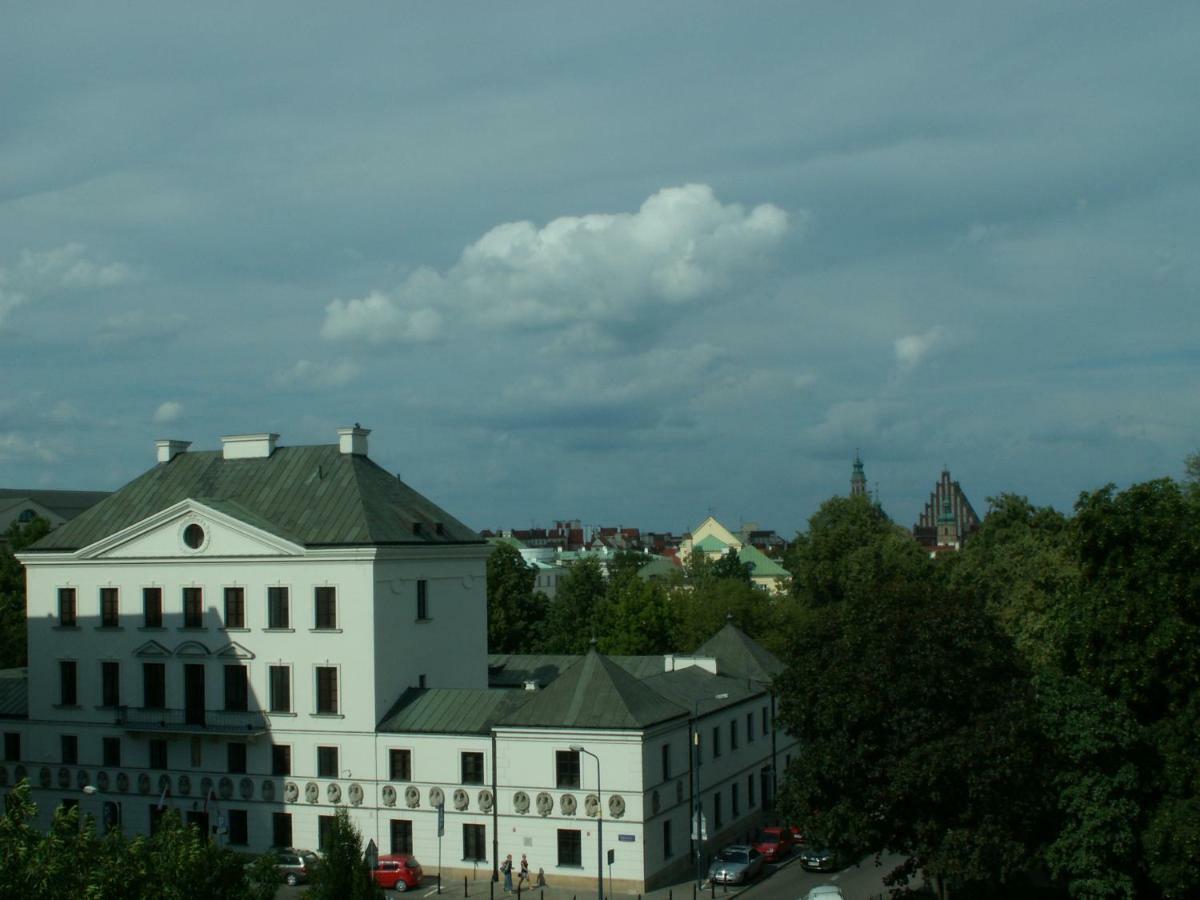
[373,853,424,892]
[751,825,795,863]
[787,824,807,844]
[802,887,845,900]
[707,844,765,885]
[273,848,320,886]
[799,845,838,872]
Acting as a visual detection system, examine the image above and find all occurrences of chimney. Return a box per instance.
[337,425,370,456]
[156,440,191,463]
[221,433,279,460]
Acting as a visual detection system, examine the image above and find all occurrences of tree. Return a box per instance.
[486,543,547,653]
[710,548,753,585]
[306,808,383,899]
[0,516,51,668]
[541,556,607,653]
[597,569,677,655]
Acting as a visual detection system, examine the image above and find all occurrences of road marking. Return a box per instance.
[423,889,440,897]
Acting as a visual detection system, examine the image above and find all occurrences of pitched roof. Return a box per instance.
[488,653,666,688]
[378,688,531,734]
[497,650,687,729]
[0,489,111,520]
[694,534,731,553]
[27,444,481,551]
[640,666,764,712]
[693,623,784,685]
[737,545,788,578]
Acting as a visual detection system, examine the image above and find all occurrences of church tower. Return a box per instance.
[850,451,868,498]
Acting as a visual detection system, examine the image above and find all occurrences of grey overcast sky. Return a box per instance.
[2,2,1197,535]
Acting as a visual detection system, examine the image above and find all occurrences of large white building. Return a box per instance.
[6,428,796,892]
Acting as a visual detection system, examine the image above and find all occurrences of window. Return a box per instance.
[663,820,673,859]
[555,749,580,789]
[732,782,740,817]
[272,812,293,848]
[61,734,78,764]
[317,745,339,778]
[389,749,412,781]
[228,809,248,846]
[314,587,337,629]
[149,739,168,770]
[557,829,582,867]
[224,665,248,712]
[143,663,165,709]
[712,725,721,758]
[416,580,428,620]
[391,819,414,854]
[272,744,292,776]
[315,667,338,715]
[101,661,120,707]
[269,666,291,713]
[228,742,247,774]
[268,587,290,629]
[58,588,77,626]
[182,587,203,628]
[224,588,245,628]
[762,706,769,736]
[418,674,427,689]
[661,743,671,781]
[3,732,19,761]
[463,824,486,861]
[100,588,119,627]
[746,712,755,742]
[713,791,723,829]
[461,751,484,785]
[143,588,163,628]
[60,660,78,706]
[747,774,755,808]
[103,736,121,767]
[730,718,738,750]
[318,815,335,853]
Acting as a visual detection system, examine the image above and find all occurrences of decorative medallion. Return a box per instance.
[200,776,214,798]
[57,767,70,789]
[349,783,364,806]
[584,794,600,817]
[382,785,397,807]
[158,774,171,794]
[262,780,276,802]
[240,777,254,800]
[116,771,129,793]
[304,782,319,804]
[560,793,577,816]
[453,788,469,811]
[429,786,445,808]
[478,789,494,812]
[14,764,27,783]
[284,782,300,804]
[404,785,419,808]
[608,794,626,818]
[76,769,89,791]
[535,791,553,816]
[513,791,530,814]
[177,774,191,796]
[327,782,342,804]
[39,767,51,788]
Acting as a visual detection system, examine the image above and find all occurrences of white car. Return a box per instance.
[802,887,845,900]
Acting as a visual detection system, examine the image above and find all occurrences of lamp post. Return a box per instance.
[692,692,728,888]
[570,745,603,900]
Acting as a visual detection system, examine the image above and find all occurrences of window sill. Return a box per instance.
[310,713,344,719]
[138,626,166,632]
[267,711,297,718]
[309,628,343,633]
[556,864,585,870]
[262,627,295,633]
[414,618,432,624]
[220,627,250,633]
[177,626,207,632]
[53,624,80,631]
[95,626,124,632]
[52,704,82,710]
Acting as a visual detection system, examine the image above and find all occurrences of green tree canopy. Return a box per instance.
[486,543,548,653]
[307,807,383,899]
[541,556,607,653]
[0,515,51,668]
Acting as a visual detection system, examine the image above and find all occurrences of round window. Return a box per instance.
[183,523,205,549]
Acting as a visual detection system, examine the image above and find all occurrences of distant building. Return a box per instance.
[913,468,980,553]
[0,489,110,546]
[679,516,789,594]
[850,451,868,498]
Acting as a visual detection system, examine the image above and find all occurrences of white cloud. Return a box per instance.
[92,309,187,345]
[322,184,790,345]
[0,432,61,464]
[0,244,139,329]
[272,359,363,389]
[894,326,947,371]
[153,401,183,423]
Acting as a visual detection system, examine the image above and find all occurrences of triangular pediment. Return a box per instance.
[133,640,172,658]
[175,640,211,657]
[76,498,305,560]
[215,642,254,660]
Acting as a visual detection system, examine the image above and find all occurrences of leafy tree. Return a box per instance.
[486,543,548,653]
[597,569,677,655]
[709,548,753,585]
[306,807,383,899]
[541,556,607,653]
[668,576,770,651]
[0,516,51,668]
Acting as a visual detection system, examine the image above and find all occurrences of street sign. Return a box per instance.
[365,838,379,871]
[437,802,445,837]
[618,834,635,842]
[607,849,615,865]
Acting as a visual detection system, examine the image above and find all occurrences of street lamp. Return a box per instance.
[570,745,603,900]
[692,692,728,887]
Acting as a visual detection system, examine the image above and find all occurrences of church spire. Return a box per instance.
[850,450,867,497]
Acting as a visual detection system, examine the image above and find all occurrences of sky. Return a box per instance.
[2,2,1198,536]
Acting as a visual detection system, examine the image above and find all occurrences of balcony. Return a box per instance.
[115,706,269,736]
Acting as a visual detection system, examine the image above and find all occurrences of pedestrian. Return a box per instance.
[502,854,514,893]
[519,854,530,888]
[536,867,546,887]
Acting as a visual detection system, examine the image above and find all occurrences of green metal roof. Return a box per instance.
[641,666,764,712]
[27,444,482,551]
[497,650,687,729]
[737,545,788,577]
[694,535,731,553]
[0,668,28,719]
[693,623,784,685]
[487,654,665,689]
[636,556,681,581]
[378,688,531,734]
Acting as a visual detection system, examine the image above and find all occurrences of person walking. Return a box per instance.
[502,854,514,893]
[518,854,530,889]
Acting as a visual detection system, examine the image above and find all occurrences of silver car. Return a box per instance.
[708,844,765,884]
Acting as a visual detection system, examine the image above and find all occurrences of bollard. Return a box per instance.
[710,879,715,899]
[438,874,443,895]
[491,883,495,900]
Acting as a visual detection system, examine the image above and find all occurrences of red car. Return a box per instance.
[373,854,424,892]
[751,826,794,863]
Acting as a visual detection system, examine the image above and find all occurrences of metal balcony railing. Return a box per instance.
[115,706,269,735]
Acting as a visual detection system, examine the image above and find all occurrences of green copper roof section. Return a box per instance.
[693,623,783,685]
[693,535,730,553]
[737,545,788,577]
[488,654,666,689]
[636,556,681,581]
[378,688,531,734]
[28,444,482,551]
[641,666,763,712]
[497,650,687,729]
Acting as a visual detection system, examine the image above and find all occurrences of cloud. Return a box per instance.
[153,401,183,423]
[92,309,187,345]
[0,432,61,464]
[894,326,947,371]
[322,184,790,346]
[272,359,362,389]
[0,244,139,329]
